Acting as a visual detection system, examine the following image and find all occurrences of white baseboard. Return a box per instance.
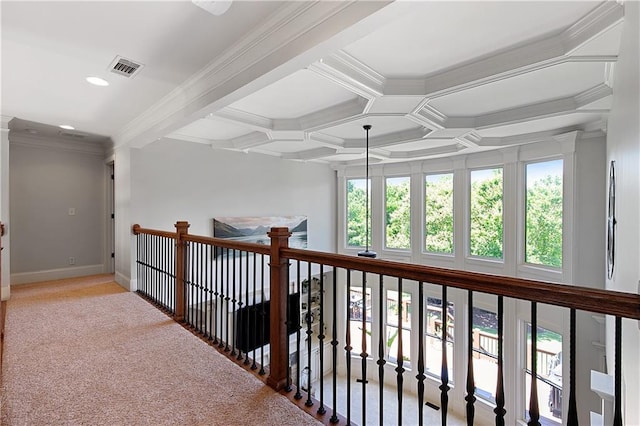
[115,271,134,291]
[10,264,105,285]
[1,285,10,301]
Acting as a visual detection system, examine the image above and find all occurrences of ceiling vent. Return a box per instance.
[108,56,144,78]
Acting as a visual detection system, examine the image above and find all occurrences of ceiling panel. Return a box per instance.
[228,69,358,119]
[343,1,596,77]
[319,115,421,140]
[430,62,607,117]
[168,117,253,141]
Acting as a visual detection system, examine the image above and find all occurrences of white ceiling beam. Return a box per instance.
[299,97,368,131]
[308,50,385,99]
[563,1,624,54]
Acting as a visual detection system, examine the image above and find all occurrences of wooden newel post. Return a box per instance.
[174,221,190,322]
[266,227,291,390]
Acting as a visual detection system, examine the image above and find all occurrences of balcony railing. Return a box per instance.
[132,222,639,425]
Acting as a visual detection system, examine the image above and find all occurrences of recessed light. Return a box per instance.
[59,124,75,130]
[86,76,109,87]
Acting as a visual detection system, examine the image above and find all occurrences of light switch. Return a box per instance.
[68,208,76,216]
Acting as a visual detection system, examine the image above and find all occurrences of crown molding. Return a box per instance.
[112,0,391,150]
[1,115,13,130]
[230,131,270,151]
[9,133,105,156]
[282,146,337,161]
[215,108,273,131]
[309,50,385,98]
[299,97,368,131]
[343,126,429,149]
[563,1,624,53]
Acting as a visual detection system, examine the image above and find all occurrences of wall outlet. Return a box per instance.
[69,257,75,265]
[68,208,75,216]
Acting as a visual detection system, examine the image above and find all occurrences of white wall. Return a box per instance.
[122,139,336,286]
[605,1,640,423]
[9,136,106,284]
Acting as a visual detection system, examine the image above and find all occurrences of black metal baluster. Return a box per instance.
[417,281,425,426]
[188,241,194,326]
[164,237,169,309]
[345,269,352,425]
[566,308,578,425]
[231,249,238,357]
[361,271,368,426]
[236,250,244,361]
[317,266,326,415]
[378,274,385,426]
[285,261,292,392]
[199,243,204,332]
[528,302,540,426]
[259,254,266,376]
[440,285,450,425]
[213,245,220,346]
[224,248,230,351]
[208,244,214,340]
[251,252,258,369]
[154,235,158,305]
[330,266,339,424]
[613,316,622,426]
[495,296,506,426]
[465,290,476,425]
[244,251,251,365]
[396,278,404,426]
[295,260,303,399]
[305,262,314,407]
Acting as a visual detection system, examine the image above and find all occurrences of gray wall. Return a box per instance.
[115,138,337,288]
[9,137,106,283]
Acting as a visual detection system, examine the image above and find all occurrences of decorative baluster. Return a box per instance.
[330,266,339,424]
[345,269,352,425]
[378,274,385,426]
[465,290,476,425]
[199,243,204,333]
[208,244,214,341]
[285,260,292,392]
[440,285,450,425]
[236,250,245,361]
[613,316,622,426]
[566,308,578,425]
[416,281,425,426]
[317,266,326,415]
[224,248,230,351]
[259,254,266,375]
[305,262,314,407]
[244,251,251,365]
[527,302,540,426]
[396,278,404,426]
[295,260,303,400]
[251,252,258,370]
[361,271,368,426]
[231,249,238,357]
[495,296,506,426]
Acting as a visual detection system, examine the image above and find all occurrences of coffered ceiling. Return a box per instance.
[1,1,625,166]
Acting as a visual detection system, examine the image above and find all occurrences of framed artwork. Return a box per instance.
[607,160,616,279]
[213,215,307,248]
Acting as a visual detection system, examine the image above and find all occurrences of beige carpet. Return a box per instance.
[0,274,321,426]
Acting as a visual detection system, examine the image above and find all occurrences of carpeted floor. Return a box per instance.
[0,274,321,425]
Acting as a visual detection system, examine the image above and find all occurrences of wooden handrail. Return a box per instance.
[281,247,640,320]
[132,224,176,239]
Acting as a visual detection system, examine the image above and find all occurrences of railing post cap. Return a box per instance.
[268,227,291,237]
[132,224,140,234]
